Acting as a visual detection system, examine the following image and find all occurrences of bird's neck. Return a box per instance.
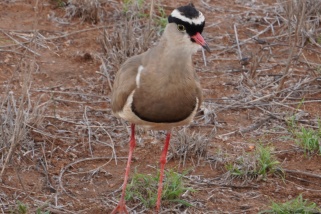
[142,37,196,80]
[161,36,196,59]
[157,38,194,72]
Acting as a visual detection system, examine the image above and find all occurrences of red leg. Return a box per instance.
[111,124,136,214]
[156,132,171,213]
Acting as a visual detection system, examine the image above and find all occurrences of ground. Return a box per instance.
[1,0,321,213]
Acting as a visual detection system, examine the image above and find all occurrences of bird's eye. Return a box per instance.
[177,24,186,32]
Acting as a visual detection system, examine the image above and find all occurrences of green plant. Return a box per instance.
[225,162,246,177]
[225,144,281,181]
[316,66,321,75]
[123,0,132,12]
[122,1,167,31]
[286,100,305,134]
[256,144,280,177]
[317,34,321,44]
[50,0,67,8]
[11,201,28,214]
[260,194,320,214]
[125,169,193,208]
[123,0,146,14]
[36,208,51,214]
[286,106,321,156]
[295,126,321,155]
[155,6,168,33]
[286,115,298,134]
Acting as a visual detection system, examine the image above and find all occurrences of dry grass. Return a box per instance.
[277,0,321,48]
[169,128,211,167]
[100,3,158,78]
[65,0,102,24]
[49,0,116,25]
[99,0,159,101]
[0,59,47,179]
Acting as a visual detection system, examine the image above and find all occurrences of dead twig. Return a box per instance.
[284,169,321,180]
[1,30,40,56]
[233,24,242,60]
[83,106,93,157]
[217,116,272,138]
[58,156,126,200]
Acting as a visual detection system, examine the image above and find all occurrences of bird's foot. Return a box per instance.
[110,203,128,214]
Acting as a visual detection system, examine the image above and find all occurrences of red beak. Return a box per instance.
[191,32,210,52]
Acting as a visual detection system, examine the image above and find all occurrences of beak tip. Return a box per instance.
[203,44,211,53]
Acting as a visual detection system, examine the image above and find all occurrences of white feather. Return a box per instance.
[136,65,144,88]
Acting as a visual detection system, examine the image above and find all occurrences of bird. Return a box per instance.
[110,3,210,214]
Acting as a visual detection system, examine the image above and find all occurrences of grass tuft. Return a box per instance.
[287,114,321,156]
[260,194,321,214]
[224,144,282,182]
[64,0,106,24]
[123,0,146,14]
[11,201,28,214]
[295,126,321,156]
[49,0,68,8]
[0,60,48,179]
[125,169,193,208]
[256,144,280,176]
[169,129,210,167]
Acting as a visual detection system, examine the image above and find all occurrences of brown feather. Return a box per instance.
[111,54,143,113]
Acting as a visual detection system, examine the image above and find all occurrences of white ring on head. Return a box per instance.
[171,9,205,25]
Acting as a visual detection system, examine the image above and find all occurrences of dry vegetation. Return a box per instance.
[0,0,321,213]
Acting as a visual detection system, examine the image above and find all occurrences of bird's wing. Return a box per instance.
[111,54,144,114]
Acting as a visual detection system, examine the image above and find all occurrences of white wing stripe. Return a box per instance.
[136,65,144,88]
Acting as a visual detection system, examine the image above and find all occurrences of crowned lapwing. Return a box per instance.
[111,4,209,213]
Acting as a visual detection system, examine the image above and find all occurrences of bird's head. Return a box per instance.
[166,4,210,53]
